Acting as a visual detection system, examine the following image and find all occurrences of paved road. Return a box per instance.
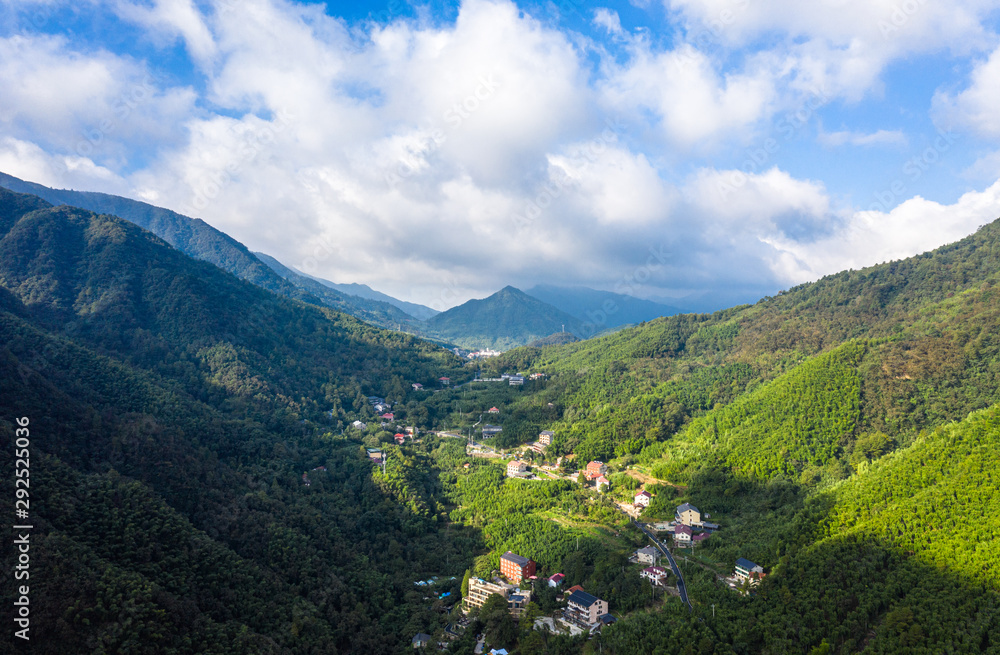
[634,521,692,612]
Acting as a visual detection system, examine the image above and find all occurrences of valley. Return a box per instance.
[1,187,999,654]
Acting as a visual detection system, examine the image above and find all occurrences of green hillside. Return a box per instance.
[0,187,472,654]
[0,171,421,330]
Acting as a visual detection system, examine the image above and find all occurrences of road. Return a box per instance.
[634,521,692,612]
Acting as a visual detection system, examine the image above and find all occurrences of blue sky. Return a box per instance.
[2,0,1000,310]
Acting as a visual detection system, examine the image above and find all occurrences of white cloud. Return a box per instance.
[114,0,217,67]
[593,8,624,36]
[762,180,1000,284]
[599,41,777,148]
[666,0,999,101]
[933,44,1000,138]
[0,136,128,193]
[0,33,196,167]
[818,127,908,147]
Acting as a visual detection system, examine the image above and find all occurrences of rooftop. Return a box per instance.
[567,589,600,608]
[501,551,530,567]
[736,557,759,570]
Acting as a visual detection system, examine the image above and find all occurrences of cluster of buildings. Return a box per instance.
[648,502,720,547]
[584,461,611,492]
[462,550,614,633]
[527,430,554,454]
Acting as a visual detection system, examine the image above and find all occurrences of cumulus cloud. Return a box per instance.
[762,180,1000,284]
[933,44,1000,138]
[0,0,999,309]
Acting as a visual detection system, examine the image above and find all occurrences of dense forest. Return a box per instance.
[2,187,1000,653]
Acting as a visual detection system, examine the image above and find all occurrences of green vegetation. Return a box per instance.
[4,185,1000,654]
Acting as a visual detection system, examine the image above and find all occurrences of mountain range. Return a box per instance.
[0,172,685,349]
[1,183,999,653]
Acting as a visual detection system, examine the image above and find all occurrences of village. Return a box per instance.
[328,373,767,652]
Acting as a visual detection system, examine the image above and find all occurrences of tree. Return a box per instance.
[461,569,471,598]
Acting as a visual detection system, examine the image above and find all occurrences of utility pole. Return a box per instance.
[712,604,715,619]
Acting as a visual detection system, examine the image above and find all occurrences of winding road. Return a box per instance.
[634,520,692,612]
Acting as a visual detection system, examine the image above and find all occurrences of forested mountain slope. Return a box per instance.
[425,285,585,350]
[0,171,420,330]
[0,187,472,654]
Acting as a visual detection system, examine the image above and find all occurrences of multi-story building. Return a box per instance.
[586,461,607,479]
[734,558,764,584]
[675,503,701,526]
[673,524,692,546]
[465,577,509,612]
[538,430,555,446]
[636,546,659,565]
[464,578,531,618]
[565,590,609,629]
[500,551,536,583]
[506,460,528,478]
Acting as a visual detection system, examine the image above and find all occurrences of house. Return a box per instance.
[482,425,502,437]
[676,502,700,526]
[394,434,406,445]
[636,546,659,565]
[500,551,536,583]
[673,524,692,545]
[634,490,653,507]
[489,650,509,655]
[529,372,546,380]
[640,566,668,585]
[597,613,617,629]
[563,585,584,600]
[538,430,554,445]
[692,532,710,546]
[465,577,531,618]
[412,633,432,649]
[411,383,424,390]
[506,460,528,478]
[351,420,367,430]
[734,558,765,584]
[702,522,720,531]
[586,461,608,479]
[405,426,418,436]
[508,375,524,386]
[374,404,390,414]
[488,406,500,414]
[595,475,610,491]
[565,590,609,629]
[548,573,565,587]
[439,377,450,386]
[380,412,395,420]
[366,448,383,464]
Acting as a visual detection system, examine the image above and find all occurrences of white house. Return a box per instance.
[640,566,668,585]
[634,490,653,507]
